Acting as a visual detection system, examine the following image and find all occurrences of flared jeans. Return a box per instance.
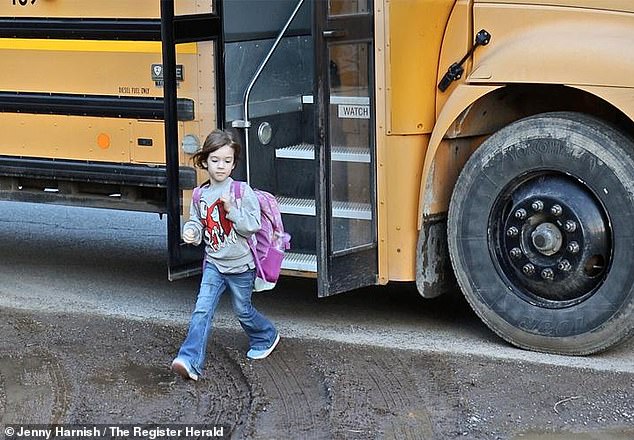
[176,263,277,375]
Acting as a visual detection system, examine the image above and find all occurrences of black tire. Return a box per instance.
[448,112,634,355]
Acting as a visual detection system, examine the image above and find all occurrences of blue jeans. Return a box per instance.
[176,263,277,375]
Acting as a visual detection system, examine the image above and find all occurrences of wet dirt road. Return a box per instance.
[2,307,633,440]
[0,202,632,439]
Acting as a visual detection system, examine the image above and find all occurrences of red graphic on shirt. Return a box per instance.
[200,198,237,252]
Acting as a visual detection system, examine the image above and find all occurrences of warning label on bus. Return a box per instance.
[118,86,151,95]
[151,64,184,87]
[337,104,370,119]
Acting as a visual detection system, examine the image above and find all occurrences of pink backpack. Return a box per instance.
[192,181,291,291]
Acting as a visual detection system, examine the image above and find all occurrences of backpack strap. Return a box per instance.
[231,179,243,200]
[192,180,210,218]
[231,180,262,275]
[192,179,210,205]
[192,186,201,206]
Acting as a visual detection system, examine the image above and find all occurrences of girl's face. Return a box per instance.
[205,144,236,183]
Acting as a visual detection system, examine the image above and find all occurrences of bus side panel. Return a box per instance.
[380,0,454,281]
[0,1,207,18]
[0,42,196,99]
[0,43,199,165]
[0,113,131,163]
[387,0,454,135]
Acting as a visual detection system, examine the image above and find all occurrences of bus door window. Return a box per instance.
[328,41,373,252]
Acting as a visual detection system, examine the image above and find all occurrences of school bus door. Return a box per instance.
[161,2,224,280]
[314,1,377,296]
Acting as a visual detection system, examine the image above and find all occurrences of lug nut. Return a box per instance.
[541,268,554,281]
[550,204,563,216]
[564,220,577,232]
[567,241,580,254]
[515,209,527,220]
[557,259,572,272]
[507,226,519,237]
[522,263,535,275]
[510,247,522,259]
[531,200,544,212]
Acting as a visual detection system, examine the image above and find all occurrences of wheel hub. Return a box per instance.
[493,174,611,305]
[531,222,562,256]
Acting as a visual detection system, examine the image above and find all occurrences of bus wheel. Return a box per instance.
[447,112,634,355]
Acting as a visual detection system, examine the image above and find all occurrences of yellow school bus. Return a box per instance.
[1,0,633,356]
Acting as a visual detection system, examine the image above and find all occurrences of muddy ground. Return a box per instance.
[1,307,632,440]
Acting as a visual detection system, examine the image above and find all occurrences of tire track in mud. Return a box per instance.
[420,358,469,438]
[74,329,253,431]
[225,338,330,440]
[309,346,435,440]
[0,311,254,430]
[368,356,434,439]
[0,350,71,425]
[193,345,253,430]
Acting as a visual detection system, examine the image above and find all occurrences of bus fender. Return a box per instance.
[417,84,500,229]
[415,213,456,299]
[415,84,499,298]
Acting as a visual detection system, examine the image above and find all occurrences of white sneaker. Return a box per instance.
[246,333,281,360]
[171,358,199,381]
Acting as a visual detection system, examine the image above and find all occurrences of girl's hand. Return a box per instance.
[220,192,234,214]
[182,225,199,244]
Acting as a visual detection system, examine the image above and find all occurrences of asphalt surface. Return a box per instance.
[0,201,631,373]
[0,201,632,439]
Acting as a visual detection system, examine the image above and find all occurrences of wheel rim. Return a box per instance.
[490,173,612,308]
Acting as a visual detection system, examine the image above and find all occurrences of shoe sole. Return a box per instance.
[171,360,198,381]
[248,333,281,360]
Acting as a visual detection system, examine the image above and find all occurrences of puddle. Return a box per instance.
[124,361,174,389]
[0,352,69,424]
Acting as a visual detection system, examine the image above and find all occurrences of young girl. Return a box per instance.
[171,129,280,381]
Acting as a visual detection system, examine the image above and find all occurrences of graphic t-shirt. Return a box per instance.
[183,178,261,274]
[202,198,237,252]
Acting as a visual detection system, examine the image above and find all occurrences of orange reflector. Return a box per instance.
[97,133,111,149]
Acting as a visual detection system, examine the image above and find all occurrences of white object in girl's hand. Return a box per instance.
[182,225,200,244]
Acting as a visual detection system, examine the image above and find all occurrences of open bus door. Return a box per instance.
[161,0,377,293]
[314,1,378,296]
[160,2,224,280]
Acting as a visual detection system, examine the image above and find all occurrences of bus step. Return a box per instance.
[278,196,371,220]
[282,252,317,272]
[276,143,370,163]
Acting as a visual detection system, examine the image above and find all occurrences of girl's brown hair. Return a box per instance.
[192,129,242,169]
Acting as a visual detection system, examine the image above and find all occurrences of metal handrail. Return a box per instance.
[232,0,306,184]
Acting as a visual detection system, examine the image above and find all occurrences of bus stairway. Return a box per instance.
[253,94,373,275]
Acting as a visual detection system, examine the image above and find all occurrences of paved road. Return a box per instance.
[0,201,631,373]
[0,201,632,439]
